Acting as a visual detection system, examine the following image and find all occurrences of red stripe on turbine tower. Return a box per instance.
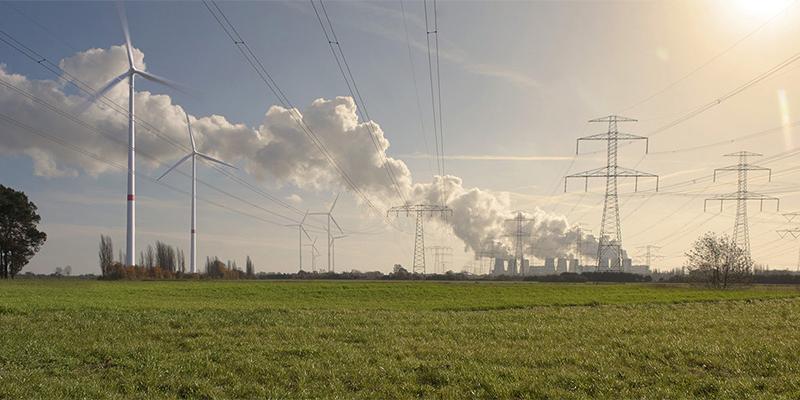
[127,194,135,201]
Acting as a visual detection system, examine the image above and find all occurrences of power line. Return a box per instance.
[203,0,404,231]
[399,0,436,179]
[619,0,797,114]
[0,28,304,216]
[0,111,294,228]
[0,76,321,229]
[309,0,408,204]
[423,0,446,205]
[647,47,800,139]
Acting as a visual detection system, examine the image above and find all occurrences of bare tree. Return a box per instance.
[99,235,114,276]
[246,256,255,278]
[177,249,185,273]
[144,245,155,269]
[685,232,752,289]
[64,265,71,276]
[155,241,176,272]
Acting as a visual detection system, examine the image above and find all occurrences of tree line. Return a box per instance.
[99,235,256,280]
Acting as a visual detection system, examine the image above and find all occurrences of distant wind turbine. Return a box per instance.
[331,233,347,273]
[157,112,236,274]
[285,211,311,271]
[85,2,183,266]
[310,193,343,272]
[304,237,320,272]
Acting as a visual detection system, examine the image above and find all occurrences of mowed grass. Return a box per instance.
[1,281,799,399]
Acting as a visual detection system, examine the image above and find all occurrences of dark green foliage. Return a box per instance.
[0,185,46,279]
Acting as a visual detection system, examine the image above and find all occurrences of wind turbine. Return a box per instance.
[310,193,343,272]
[285,211,311,271]
[86,2,183,266]
[331,233,347,272]
[157,112,236,273]
[304,237,320,272]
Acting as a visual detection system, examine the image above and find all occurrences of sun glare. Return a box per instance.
[734,0,792,19]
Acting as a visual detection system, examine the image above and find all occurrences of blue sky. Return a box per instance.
[3,0,800,274]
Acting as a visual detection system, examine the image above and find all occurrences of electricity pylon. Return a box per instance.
[427,246,453,273]
[636,245,663,269]
[776,212,800,271]
[565,115,658,270]
[387,204,453,274]
[503,212,535,274]
[704,151,779,258]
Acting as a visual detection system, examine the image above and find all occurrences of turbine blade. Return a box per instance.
[300,210,309,225]
[116,1,135,68]
[197,153,236,169]
[77,71,128,113]
[329,192,340,213]
[156,153,192,181]
[185,112,196,152]
[137,70,186,92]
[330,215,343,234]
[301,226,312,241]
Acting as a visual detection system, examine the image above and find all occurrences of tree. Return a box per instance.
[99,235,114,276]
[155,241,176,272]
[0,185,47,279]
[246,256,255,278]
[64,265,71,276]
[177,249,185,273]
[685,232,752,289]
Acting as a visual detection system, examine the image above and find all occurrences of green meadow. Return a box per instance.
[1,280,799,399]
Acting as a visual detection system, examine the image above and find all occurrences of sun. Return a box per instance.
[733,0,792,19]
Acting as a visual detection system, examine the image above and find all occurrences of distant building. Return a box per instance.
[492,258,505,275]
[627,265,650,275]
[622,258,632,270]
[556,258,568,273]
[544,257,555,273]
[508,258,518,275]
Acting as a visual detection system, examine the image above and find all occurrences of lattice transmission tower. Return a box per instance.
[636,245,664,269]
[503,212,535,274]
[426,246,453,273]
[776,212,800,271]
[704,151,779,258]
[565,115,658,270]
[388,204,453,274]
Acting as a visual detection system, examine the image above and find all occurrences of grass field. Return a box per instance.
[1,280,799,399]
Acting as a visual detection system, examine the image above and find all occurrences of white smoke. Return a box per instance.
[0,45,614,259]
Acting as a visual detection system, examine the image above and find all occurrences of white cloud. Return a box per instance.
[1,45,591,259]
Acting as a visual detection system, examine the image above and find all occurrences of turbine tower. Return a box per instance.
[705,151,779,258]
[157,112,236,273]
[310,194,343,272]
[387,204,453,274]
[285,211,311,271]
[87,3,182,266]
[565,115,658,270]
[304,237,320,272]
[331,234,347,273]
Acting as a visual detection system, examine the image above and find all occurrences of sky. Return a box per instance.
[2,0,800,275]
